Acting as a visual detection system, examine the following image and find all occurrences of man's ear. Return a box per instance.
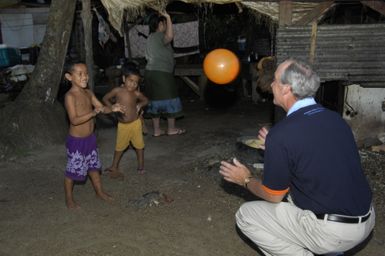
[64,73,72,81]
[282,84,292,95]
[122,76,125,82]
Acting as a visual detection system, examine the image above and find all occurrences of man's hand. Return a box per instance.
[257,127,269,150]
[219,158,252,187]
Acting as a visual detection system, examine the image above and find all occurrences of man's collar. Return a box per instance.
[287,97,317,116]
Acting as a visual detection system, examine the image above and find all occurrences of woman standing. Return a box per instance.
[144,11,186,137]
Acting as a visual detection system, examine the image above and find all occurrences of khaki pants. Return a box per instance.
[236,200,375,256]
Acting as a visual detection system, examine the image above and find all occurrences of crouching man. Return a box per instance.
[220,58,374,256]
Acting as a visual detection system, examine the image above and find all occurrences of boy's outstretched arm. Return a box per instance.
[92,90,125,114]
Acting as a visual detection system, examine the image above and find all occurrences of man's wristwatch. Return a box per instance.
[244,176,253,188]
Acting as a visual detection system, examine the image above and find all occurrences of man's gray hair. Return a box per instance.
[280,58,320,99]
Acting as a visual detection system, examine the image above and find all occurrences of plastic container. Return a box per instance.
[0,45,22,68]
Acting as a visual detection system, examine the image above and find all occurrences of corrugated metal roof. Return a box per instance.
[276,24,385,87]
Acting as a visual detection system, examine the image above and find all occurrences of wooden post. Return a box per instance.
[279,0,293,27]
[309,22,318,64]
[277,1,293,123]
[81,0,94,91]
[73,14,84,62]
[198,75,208,101]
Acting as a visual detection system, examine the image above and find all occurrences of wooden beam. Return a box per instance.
[294,1,335,26]
[361,0,385,17]
[279,0,292,27]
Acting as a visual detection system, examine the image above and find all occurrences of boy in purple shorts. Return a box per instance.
[63,60,125,209]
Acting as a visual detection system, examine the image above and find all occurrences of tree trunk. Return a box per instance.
[0,0,77,158]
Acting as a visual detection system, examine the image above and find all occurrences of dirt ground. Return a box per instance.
[0,98,384,256]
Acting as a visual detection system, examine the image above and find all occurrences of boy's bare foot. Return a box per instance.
[66,199,80,209]
[109,171,124,179]
[104,168,124,179]
[96,191,113,203]
[137,168,146,175]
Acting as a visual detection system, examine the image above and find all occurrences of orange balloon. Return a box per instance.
[203,48,240,84]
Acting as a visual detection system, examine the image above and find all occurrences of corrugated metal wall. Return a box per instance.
[276,24,385,87]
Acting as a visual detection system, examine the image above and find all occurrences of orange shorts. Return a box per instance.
[115,119,144,151]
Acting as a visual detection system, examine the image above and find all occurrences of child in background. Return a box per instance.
[63,60,125,209]
[103,63,149,178]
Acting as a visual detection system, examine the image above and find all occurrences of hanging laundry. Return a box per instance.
[93,8,117,48]
[128,20,199,58]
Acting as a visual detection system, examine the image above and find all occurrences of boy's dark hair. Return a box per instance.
[121,61,140,78]
[64,59,85,74]
[148,14,166,33]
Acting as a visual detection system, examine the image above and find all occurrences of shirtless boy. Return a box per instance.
[64,61,125,209]
[103,63,149,178]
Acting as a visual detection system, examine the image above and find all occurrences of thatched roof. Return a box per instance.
[0,0,21,8]
[100,0,320,35]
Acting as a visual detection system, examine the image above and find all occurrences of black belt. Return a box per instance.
[316,212,371,224]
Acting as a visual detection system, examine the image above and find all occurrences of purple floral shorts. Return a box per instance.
[65,133,102,181]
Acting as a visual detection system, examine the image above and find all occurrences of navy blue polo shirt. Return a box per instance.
[262,104,372,216]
